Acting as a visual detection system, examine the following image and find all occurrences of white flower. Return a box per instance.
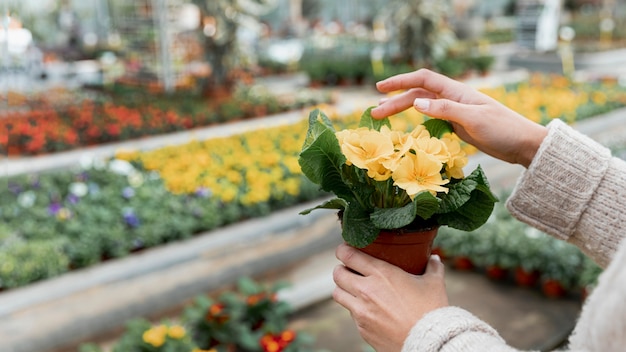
[108,159,135,176]
[69,182,89,197]
[17,191,36,208]
[128,172,144,188]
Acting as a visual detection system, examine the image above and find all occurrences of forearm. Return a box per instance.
[507,119,626,267]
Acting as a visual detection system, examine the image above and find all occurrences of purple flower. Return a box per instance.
[123,208,141,228]
[67,193,80,205]
[122,187,135,199]
[28,175,41,189]
[48,202,62,215]
[194,187,212,198]
[75,172,89,182]
[8,182,22,195]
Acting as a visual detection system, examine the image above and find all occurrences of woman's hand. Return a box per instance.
[333,243,449,352]
[371,69,548,168]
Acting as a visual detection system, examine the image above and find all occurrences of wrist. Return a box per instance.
[518,125,548,168]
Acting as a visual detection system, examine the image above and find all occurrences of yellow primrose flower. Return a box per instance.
[336,129,394,171]
[441,136,468,179]
[412,136,450,164]
[392,149,449,198]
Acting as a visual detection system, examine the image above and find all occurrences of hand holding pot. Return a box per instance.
[371,69,548,168]
[333,243,448,352]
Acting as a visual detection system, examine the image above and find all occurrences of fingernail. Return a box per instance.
[432,254,441,262]
[414,98,430,111]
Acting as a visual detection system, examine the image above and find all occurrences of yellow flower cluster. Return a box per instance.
[480,73,626,124]
[117,123,307,205]
[142,324,186,348]
[116,75,624,206]
[336,124,467,199]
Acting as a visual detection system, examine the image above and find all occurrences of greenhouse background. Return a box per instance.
[2,0,626,352]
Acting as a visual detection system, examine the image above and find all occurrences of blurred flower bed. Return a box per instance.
[0,84,332,156]
[480,74,626,124]
[79,278,315,352]
[1,75,625,291]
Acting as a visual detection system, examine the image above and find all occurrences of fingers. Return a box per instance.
[335,243,383,277]
[424,254,445,276]
[371,88,437,119]
[332,266,358,309]
[376,69,469,101]
[411,97,484,125]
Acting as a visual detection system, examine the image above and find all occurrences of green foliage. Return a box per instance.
[0,237,70,289]
[0,159,324,290]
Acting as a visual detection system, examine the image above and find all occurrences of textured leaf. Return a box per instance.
[358,106,391,131]
[423,119,454,138]
[412,191,441,220]
[370,192,438,229]
[299,198,347,215]
[437,186,496,231]
[341,202,379,248]
[299,119,353,200]
[437,165,498,231]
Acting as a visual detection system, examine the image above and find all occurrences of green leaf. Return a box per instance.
[437,186,496,231]
[437,165,498,231]
[341,202,379,248]
[370,192,438,229]
[439,165,496,213]
[302,109,334,149]
[423,119,454,138]
[413,191,441,220]
[299,116,353,200]
[359,106,391,131]
[299,198,347,215]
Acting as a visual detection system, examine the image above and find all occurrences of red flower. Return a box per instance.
[205,303,229,324]
[259,330,297,352]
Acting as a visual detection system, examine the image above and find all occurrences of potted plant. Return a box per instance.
[298,107,498,274]
[434,227,482,271]
[578,256,603,301]
[539,240,585,298]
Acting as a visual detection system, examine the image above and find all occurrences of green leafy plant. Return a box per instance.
[183,277,313,351]
[298,107,498,248]
[81,277,314,352]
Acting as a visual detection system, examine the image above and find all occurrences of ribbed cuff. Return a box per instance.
[506,119,612,242]
[401,307,506,352]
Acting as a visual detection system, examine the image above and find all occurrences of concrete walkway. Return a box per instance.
[2,74,626,352]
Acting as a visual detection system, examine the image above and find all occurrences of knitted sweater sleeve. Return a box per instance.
[401,119,626,351]
[401,307,525,352]
[506,118,626,268]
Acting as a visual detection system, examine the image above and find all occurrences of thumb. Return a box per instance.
[424,254,445,276]
[413,98,475,124]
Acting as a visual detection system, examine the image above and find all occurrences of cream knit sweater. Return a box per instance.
[402,119,626,352]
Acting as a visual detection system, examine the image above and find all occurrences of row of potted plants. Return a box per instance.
[434,193,604,299]
[0,84,332,156]
[78,277,315,352]
[1,75,624,290]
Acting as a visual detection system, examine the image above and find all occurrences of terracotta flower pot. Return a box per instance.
[541,279,568,298]
[514,267,540,288]
[485,265,509,281]
[358,227,439,275]
[453,256,475,271]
